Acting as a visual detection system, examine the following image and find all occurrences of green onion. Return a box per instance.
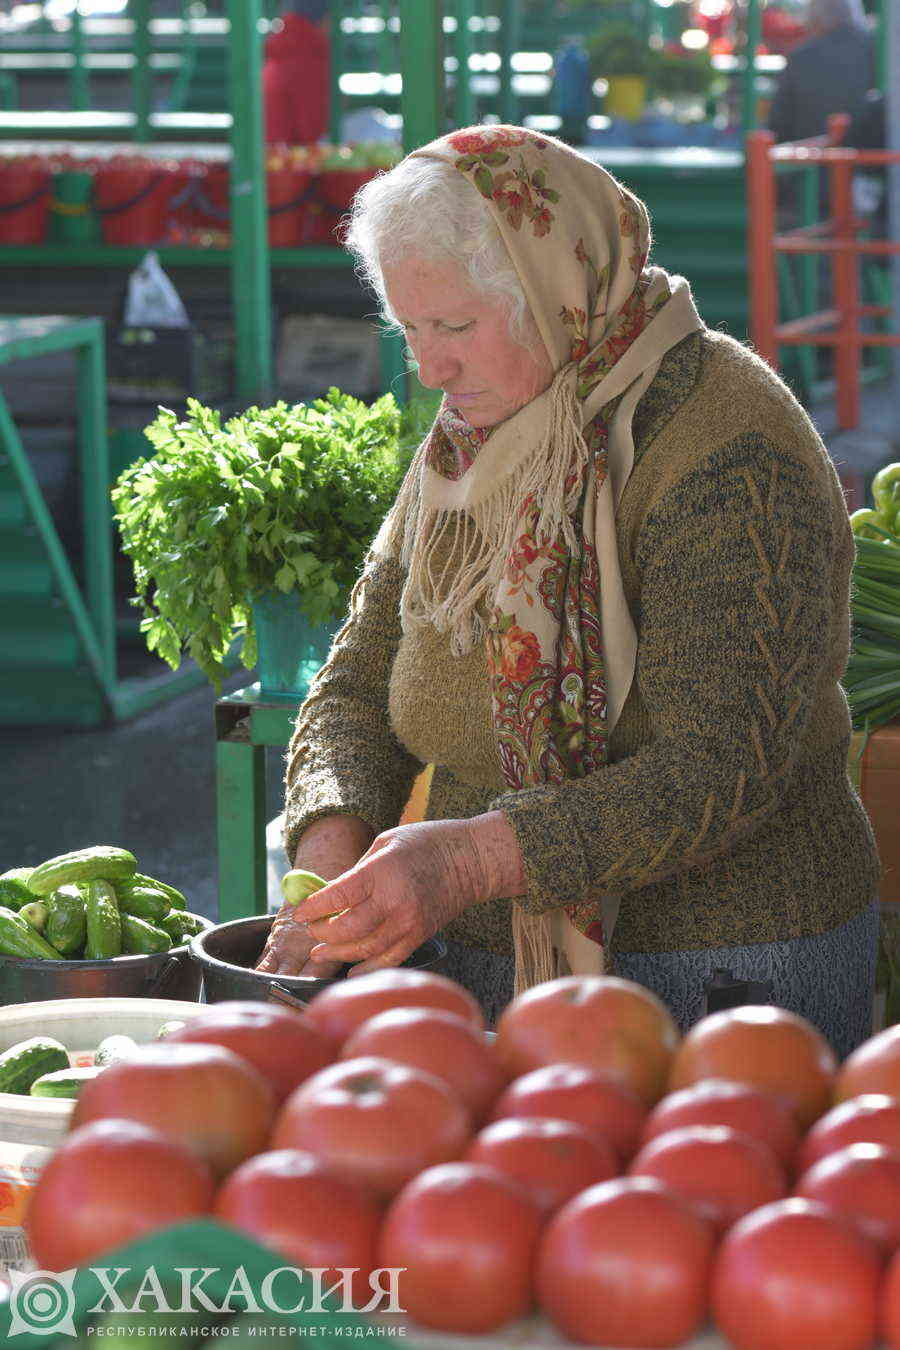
[846,525,900,732]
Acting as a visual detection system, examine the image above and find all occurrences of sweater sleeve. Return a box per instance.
[492,434,839,915]
[283,554,423,862]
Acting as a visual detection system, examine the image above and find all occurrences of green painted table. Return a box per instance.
[214,682,302,923]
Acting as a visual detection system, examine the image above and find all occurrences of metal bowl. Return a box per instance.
[0,915,214,1006]
[190,914,448,1005]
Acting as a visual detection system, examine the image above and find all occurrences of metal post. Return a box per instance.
[227,0,273,403]
[888,0,900,386]
[746,131,779,369]
[830,153,861,429]
[454,0,475,129]
[131,0,152,145]
[499,0,519,126]
[742,0,762,138]
[399,0,443,153]
[329,0,344,145]
[69,2,90,113]
[77,329,116,685]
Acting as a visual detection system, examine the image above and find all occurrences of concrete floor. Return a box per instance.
[0,669,285,924]
[1,370,897,927]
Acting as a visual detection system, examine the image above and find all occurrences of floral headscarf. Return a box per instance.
[372,126,703,991]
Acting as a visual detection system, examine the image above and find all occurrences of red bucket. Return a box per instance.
[0,157,52,244]
[316,166,380,243]
[95,158,178,246]
[191,162,230,230]
[267,164,313,247]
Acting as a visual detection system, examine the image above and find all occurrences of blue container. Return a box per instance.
[250,590,339,701]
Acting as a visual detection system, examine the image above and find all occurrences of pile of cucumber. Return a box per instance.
[0,846,207,962]
[0,1023,186,1099]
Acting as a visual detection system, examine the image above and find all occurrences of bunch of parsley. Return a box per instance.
[112,388,428,689]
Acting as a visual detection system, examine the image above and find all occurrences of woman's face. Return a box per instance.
[382,255,555,428]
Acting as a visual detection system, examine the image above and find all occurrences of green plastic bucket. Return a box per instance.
[50,168,98,244]
[251,590,338,701]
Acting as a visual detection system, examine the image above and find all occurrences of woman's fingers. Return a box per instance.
[308,912,407,966]
[255,906,318,974]
[346,934,420,978]
[292,874,359,924]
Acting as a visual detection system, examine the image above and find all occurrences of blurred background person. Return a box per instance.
[263,0,331,146]
[767,0,875,144]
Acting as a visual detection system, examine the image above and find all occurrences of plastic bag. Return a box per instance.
[123,250,189,329]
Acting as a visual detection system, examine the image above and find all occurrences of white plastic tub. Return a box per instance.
[0,997,205,1148]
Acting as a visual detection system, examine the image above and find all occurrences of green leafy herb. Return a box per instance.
[112,388,427,690]
[846,517,900,733]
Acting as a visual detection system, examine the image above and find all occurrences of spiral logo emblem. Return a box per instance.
[8,1268,77,1337]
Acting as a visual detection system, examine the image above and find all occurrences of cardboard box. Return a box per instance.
[851,722,900,904]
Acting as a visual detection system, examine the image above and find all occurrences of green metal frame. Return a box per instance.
[0,315,227,725]
[227,0,272,403]
[215,684,301,921]
[0,316,115,701]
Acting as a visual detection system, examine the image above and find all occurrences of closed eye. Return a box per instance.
[400,320,475,334]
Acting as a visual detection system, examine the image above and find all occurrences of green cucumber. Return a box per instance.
[93,1035,139,1067]
[0,870,35,910]
[121,914,171,955]
[18,901,48,933]
[45,884,87,956]
[0,1036,70,1094]
[30,1066,104,1099]
[159,910,206,945]
[0,907,64,960]
[155,1019,187,1040]
[281,868,328,905]
[131,873,187,911]
[83,879,122,960]
[27,846,138,897]
[114,884,170,923]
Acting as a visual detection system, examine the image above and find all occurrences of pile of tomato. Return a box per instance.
[22,971,900,1350]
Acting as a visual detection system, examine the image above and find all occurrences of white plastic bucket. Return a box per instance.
[0,998,206,1274]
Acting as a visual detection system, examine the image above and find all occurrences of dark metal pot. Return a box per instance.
[190,914,448,1005]
[0,916,213,1006]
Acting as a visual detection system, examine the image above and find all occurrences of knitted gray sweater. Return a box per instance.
[285,329,879,956]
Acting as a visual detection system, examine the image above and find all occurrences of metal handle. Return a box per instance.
[266,981,314,1013]
[146,955,181,998]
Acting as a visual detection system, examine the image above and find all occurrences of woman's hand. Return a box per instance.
[255,814,375,976]
[291,811,526,977]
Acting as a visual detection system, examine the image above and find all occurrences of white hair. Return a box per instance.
[343,154,536,346]
[807,0,867,30]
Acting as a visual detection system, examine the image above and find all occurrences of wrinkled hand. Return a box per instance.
[254,901,344,979]
[255,813,375,977]
[291,818,498,977]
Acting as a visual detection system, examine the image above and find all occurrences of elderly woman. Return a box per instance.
[257,126,879,1056]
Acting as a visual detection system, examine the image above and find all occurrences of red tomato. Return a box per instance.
[25,1119,213,1271]
[340,1008,506,1124]
[794,1143,900,1251]
[880,1246,900,1349]
[270,1056,471,1198]
[837,1027,900,1103]
[495,976,680,1107]
[213,1149,382,1309]
[378,1162,543,1334]
[166,1000,334,1104]
[71,1043,275,1180]
[668,1006,837,1130]
[797,1095,900,1176]
[536,1175,715,1347]
[464,1116,618,1216]
[642,1079,800,1171]
[304,970,483,1048]
[489,1063,646,1162]
[711,1198,881,1350]
[629,1124,787,1235]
